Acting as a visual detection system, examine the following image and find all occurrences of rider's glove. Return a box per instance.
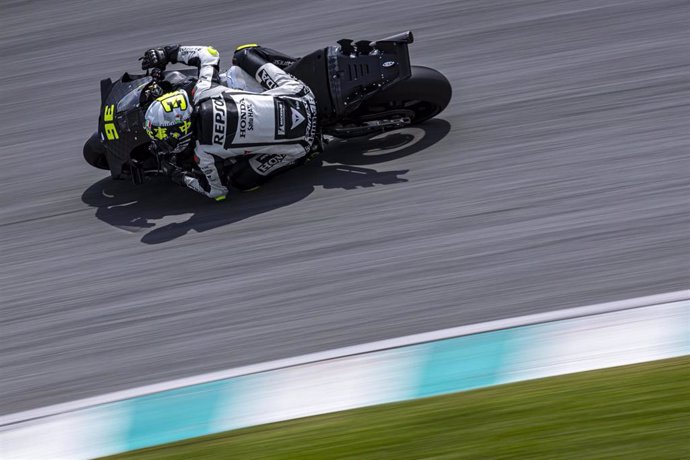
[141,48,168,70]
[140,45,180,70]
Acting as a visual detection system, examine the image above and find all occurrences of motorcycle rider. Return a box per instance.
[140,44,317,200]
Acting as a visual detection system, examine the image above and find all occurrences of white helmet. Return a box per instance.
[144,90,193,153]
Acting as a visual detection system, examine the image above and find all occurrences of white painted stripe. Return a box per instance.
[211,347,423,432]
[2,289,689,427]
[500,301,690,383]
[1,405,127,460]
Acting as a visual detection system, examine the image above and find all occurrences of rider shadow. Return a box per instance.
[81,119,451,245]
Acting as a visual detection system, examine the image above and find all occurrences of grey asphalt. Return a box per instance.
[1,0,688,415]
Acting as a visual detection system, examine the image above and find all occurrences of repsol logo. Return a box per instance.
[238,98,254,138]
[212,97,226,145]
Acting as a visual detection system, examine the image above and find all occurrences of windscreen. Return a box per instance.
[116,76,152,112]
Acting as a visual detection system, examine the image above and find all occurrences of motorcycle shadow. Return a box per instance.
[323,118,451,165]
[81,119,451,245]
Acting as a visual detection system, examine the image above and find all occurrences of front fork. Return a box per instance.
[127,144,191,185]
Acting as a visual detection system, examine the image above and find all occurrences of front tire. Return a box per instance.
[357,66,452,124]
[83,132,109,170]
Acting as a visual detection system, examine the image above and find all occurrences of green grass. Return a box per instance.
[108,356,690,460]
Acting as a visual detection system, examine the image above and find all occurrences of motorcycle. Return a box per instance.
[83,31,452,186]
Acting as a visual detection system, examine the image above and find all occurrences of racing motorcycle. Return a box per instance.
[83,31,452,186]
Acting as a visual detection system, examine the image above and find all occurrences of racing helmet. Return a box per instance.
[144,90,194,154]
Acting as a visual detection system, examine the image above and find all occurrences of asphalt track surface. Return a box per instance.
[1,0,688,415]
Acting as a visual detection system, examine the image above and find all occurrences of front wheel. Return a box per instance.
[355,66,452,124]
[83,132,109,170]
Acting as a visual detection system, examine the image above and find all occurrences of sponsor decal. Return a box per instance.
[258,68,278,89]
[291,107,305,128]
[256,154,287,173]
[304,96,317,147]
[277,103,286,136]
[382,60,396,68]
[238,97,255,139]
[177,47,203,62]
[212,97,226,146]
[272,58,294,67]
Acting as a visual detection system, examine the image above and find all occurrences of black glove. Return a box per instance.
[140,48,169,70]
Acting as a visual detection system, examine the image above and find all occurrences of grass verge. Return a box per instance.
[108,356,690,459]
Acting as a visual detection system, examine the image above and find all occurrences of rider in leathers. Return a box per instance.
[141,44,317,200]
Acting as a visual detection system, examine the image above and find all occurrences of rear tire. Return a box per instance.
[356,66,452,124]
[83,132,109,170]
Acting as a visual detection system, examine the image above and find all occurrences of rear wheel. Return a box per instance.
[354,66,452,124]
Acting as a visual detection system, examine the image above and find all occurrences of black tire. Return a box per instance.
[357,66,452,124]
[83,132,109,170]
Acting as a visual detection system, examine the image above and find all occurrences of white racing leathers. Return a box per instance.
[173,46,316,198]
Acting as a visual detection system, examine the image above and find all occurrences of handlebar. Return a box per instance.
[139,68,165,104]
